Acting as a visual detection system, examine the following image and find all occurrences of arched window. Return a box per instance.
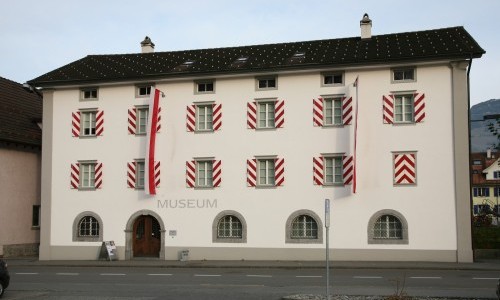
[368,209,408,244]
[285,210,323,244]
[72,211,103,242]
[212,211,247,243]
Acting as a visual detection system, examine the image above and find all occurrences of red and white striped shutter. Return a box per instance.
[247,159,257,187]
[186,105,196,132]
[383,95,394,124]
[275,100,284,128]
[156,107,162,133]
[127,162,136,188]
[152,161,161,188]
[275,158,285,186]
[95,110,104,136]
[394,153,416,184]
[313,98,323,127]
[313,156,324,185]
[128,108,136,134]
[414,92,425,123]
[95,162,103,189]
[71,112,81,137]
[213,103,222,131]
[186,160,195,188]
[70,163,79,189]
[342,96,353,125]
[247,102,257,129]
[343,155,354,185]
[213,160,222,187]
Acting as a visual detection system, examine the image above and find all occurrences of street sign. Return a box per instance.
[325,199,330,227]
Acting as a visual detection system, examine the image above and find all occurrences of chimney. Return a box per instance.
[487,148,492,159]
[141,36,155,53]
[360,13,372,39]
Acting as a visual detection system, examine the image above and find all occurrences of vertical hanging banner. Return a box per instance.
[145,88,161,195]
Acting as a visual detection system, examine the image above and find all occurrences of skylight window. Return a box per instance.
[289,51,306,64]
[231,56,249,68]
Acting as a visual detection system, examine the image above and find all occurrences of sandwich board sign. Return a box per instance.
[99,241,117,261]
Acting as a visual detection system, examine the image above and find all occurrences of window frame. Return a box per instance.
[135,160,146,189]
[79,161,97,190]
[256,157,276,187]
[194,80,215,94]
[212,210,247,243]
[393,94,415,124]
[323,155,343,185]
[32,205,41,229]
[136,84,153,98]
[322,96,344,126]
[285,210,323,244]
[256,100,276,129]
[196,104,214,132]
[196,159,214,188]
[80,87,99,101]
[255,76,277,90]
[391,67,416,83]
[135,106,149,135]
[72,211,103,242]
[80,109,97,137]
[368,209,408,245]
[321,71,344,87]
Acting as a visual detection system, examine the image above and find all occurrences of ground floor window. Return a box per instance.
[368,209,408,244]
[212,210,247,243]
[72,211,103,242]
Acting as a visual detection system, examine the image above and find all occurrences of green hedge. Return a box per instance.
[473,226,500,249]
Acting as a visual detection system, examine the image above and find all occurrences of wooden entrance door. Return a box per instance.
[133,215,161,257]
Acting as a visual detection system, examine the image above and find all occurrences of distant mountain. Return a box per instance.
[470,99,500,152]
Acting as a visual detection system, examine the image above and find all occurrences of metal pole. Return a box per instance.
[325,199,330,300]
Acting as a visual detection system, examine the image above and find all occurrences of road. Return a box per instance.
[4,265,499,299]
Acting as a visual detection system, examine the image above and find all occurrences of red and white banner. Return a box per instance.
[394,153,416,184]
[145,88,161,195]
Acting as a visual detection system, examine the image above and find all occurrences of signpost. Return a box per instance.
[99,241,117,261]
[325,199,331,300]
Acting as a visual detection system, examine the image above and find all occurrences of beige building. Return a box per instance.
[0,76,42,257]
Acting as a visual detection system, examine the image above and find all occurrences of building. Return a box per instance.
[0,76,42,257]
[471,150,500,220]
[28,15,485,262]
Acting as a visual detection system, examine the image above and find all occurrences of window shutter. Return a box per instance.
[95,162,103,189]
[343,155,354,185]
[71,112,81,137]
[274,100,285,128]
[342,96,353,125]
[213,160,222,187]
[128,108,137,134]
[414,92,425,123]
[382,95,394,124]
[213,103,222,131]
[393,153,416,185]
[186,105,196,132]
[151,161,161,188]
[247,102,257,129]
[275,158,285,186]
[127,162,136,188]
[186,160,195,188]
[95,110,104,136]
[247,159,257,186]
[313,98,324,127]
[313,156,324,185]
[70,163,79,189]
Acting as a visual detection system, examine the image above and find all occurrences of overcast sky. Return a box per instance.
[0,0,497,106]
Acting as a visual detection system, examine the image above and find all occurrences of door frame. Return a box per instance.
[125,210,165,260]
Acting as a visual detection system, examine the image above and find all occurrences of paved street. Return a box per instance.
[3,263,500,299]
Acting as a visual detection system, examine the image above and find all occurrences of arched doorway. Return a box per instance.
[133,215,161,257]
[125,210,165,260]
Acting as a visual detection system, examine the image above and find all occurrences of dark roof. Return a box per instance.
[471,152,500,185]
[29,26,485,87]
[0,77,42,148]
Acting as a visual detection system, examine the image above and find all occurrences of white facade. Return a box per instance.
[38,60,473,261]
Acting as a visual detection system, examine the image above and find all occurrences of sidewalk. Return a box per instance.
[5,257,500,271]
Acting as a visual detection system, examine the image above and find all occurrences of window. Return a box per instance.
[494,187,500,197]
[195,80,214,94]
[217,215,242,238]
[73,212,103,242]
[136,107,149,134]
[80,163,96,188]
[258,159,275,186]
[137,85,151,97]
[81,111,97,136]
[394,95,414,123]
[392,68,415,82]
[324,156,343,184]
[473,160,482,165]
[368,210,408,244]
[256,76,277,90]
[197,105,213,131]
[212,211,247,243]
[472,170,479,174]
[136,161,145,189]
[258,101,275,128]
[197,160,214,187]
[32,205,41,228]
[285,210,323,244]
[81,88,98,100]
[324,97,343,125]
[322,72,344,86]
[473,187,490,197]
[494,171,500,179]
[291,215,318,239]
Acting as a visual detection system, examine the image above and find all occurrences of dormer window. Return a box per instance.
[183,60,195,66]
[392,67,415,82]
[231,56,249,68]
[289,51,306,64]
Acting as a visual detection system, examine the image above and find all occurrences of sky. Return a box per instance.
[0,0,498,106]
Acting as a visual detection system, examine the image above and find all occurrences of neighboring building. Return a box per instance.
[28,15,484,262]
[0,76,42,257]
[471,150,500,217]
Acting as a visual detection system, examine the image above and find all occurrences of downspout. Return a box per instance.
[467,54,475,258]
